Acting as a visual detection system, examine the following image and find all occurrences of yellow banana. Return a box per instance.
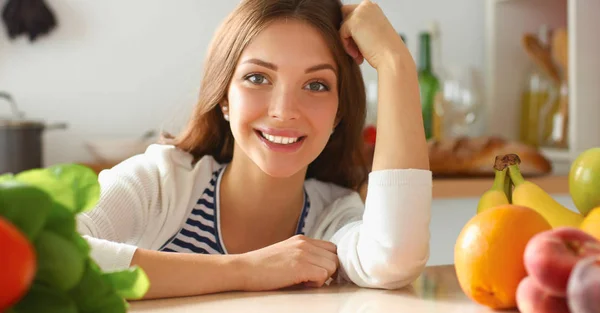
[476,156,510,214]
[506,154,584,228]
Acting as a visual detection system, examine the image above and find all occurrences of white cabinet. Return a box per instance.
[484,0,600,174]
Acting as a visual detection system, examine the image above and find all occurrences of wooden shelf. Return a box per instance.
[433,174,568,199]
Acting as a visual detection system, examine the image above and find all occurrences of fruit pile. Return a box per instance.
[455,148,600,313]
[0,164,150,313]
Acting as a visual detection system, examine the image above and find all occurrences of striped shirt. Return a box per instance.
[158,166,311,254]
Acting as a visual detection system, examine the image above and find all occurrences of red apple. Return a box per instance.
[524,227,600,297]
[567,255,600,313]
[517,276,570,313]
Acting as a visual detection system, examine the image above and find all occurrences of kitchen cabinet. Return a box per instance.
[485,0,600,174]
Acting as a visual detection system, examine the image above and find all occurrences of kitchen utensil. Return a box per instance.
[551,28,569,147]
[521,33,561,85]
[0,92,67,174]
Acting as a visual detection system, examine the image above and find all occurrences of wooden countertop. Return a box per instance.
[128,264,516,313]
[432,174,569,199]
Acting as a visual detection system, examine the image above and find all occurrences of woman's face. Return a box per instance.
[226,18,339,178]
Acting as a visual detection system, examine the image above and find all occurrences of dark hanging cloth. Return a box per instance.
[1,0,57,42]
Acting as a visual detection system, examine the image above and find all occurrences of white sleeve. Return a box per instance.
[76,155,162,272]
[311,168,432,289]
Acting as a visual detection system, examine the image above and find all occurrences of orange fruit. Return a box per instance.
[454,204,552,309]
[580,206,600,241]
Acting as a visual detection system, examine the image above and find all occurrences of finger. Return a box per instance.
[306,244,339,270]
[306,238,337,254]
[339,17,352,40]
[356,54,364,65]
[346,38,363,64]
[339,25,358,60]
[304,265,330,288]
[305,250,338,277]
[341,4,358,18]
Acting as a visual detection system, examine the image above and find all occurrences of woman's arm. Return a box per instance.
[341,1,429,171]
[322,0,432,289]
[130,249,245,299]
[131,234,340,299]
[373,55,429,171]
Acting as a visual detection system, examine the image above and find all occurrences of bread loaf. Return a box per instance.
[428,136,553,177]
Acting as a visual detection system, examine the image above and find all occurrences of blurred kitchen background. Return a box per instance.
[0,0,598,177]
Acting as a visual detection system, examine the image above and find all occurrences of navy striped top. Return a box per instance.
[159,166,311,254]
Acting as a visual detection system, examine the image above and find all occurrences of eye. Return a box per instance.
[245,74,270,85]
[304,81,329,92]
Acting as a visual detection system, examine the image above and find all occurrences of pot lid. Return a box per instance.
[0,117,46,128]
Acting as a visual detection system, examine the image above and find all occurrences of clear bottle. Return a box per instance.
[519,25,558,147]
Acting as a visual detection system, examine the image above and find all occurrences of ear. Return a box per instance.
[333,116,341,131]
[219,99,229,109]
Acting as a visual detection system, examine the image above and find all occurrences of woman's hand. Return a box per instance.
[340,0,409,70]
[238,235,339,291]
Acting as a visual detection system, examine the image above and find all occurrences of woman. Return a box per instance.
[77,0,431,299]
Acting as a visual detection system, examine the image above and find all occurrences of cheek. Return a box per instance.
[305,97,338,132]
[228,84,268,127]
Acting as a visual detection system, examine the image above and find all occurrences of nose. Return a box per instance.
[268,86,301,121]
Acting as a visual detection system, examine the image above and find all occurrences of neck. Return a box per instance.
[220,149,307,224]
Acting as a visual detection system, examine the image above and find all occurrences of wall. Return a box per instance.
[0,0,484,165]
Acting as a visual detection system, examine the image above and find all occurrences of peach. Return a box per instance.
[516,276,570,313]
[567,255,600,313]
[524,227,600,296]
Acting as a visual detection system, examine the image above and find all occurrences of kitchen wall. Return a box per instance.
[0,0,484,165]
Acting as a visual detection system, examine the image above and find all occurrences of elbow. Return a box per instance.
[359,248,429,290]
[344,231,430,290]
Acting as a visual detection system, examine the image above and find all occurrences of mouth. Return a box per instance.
[255,130,307,145]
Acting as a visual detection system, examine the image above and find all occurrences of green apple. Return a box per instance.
[569,147,600,216]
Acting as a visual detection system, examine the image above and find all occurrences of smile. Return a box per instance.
[259,132,301,145]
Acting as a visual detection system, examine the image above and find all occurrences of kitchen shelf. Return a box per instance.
[540,147,571,162]
[484,0,600,174]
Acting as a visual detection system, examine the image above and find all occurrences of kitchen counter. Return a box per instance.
[432,174,569,199]
[128,265,513,313]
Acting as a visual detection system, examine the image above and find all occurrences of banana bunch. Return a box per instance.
[477,154,584,228]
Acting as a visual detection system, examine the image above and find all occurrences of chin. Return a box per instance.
[253,158,307,179]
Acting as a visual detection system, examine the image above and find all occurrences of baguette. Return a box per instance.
[428,136,553,177]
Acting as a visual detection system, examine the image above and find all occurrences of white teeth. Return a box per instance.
[261,132,300,145]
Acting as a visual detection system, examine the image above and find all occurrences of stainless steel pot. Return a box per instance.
[0,92,67,175]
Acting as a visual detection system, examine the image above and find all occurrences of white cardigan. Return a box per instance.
[76,144,432,289]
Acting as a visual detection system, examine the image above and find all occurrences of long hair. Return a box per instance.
[167,0,368,189]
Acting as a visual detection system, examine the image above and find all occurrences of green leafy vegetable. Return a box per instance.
[0,164,150,312]
[11,284,78,313]
[42,202,76,239]
[103,266,151,300]
[11,164,100,213]
[34,230,86,291]
[0,181,52,241]
[69,260,127,313]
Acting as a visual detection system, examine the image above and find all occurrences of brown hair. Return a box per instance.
[166,0,368,189]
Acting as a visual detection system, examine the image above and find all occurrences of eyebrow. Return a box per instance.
[242,58,337,75]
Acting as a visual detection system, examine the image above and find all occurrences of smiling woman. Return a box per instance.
[75,0,432,300]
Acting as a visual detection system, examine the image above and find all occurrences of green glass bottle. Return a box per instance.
[418,32,440,140]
